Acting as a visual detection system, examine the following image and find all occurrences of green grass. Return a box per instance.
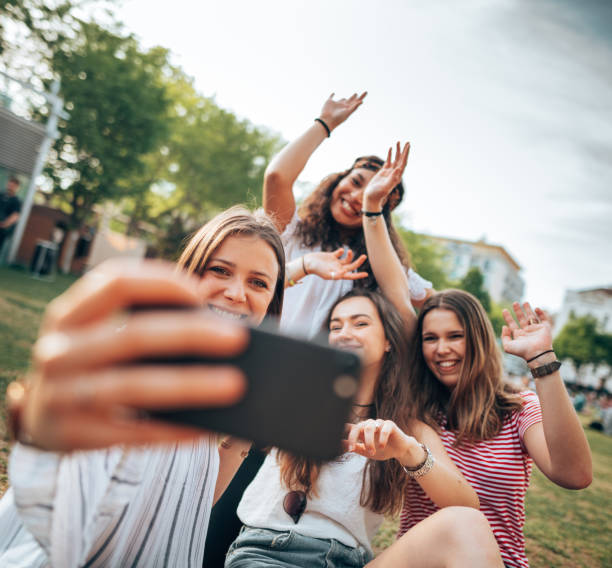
[0,266,78,397]
[372,427,611,567]
[0,266,78,491]
[0,267,610,566]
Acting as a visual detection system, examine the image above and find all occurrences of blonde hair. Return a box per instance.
[178,206,285,317]
[408,289,522,445]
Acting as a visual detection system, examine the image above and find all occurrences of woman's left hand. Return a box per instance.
[363,142,410,211]
[344,419,425,467]
[501,302,554,361]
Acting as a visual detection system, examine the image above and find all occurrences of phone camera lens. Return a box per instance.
[333,375,358,398]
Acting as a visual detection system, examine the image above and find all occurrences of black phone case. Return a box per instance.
[145,323,361,460]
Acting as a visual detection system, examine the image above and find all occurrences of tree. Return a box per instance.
[118,66,284,258]
[396,226,452,290]
[554,313,612,375]
[42,23,170,228]
[1,1,80,59]
[160,68,283,216]
[489,300,511,337]
[457,267,491,313]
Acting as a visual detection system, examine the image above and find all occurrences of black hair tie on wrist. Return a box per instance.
[362,210,383,217]
[314,117,331,137]
[526,349,554,363]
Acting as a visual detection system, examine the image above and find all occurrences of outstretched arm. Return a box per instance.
[362,143,417,337]
[502,302,592,489]
[263,92,366,231]
[346,419,479,509]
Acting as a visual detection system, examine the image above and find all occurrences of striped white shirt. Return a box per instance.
[399,391,542,568]
[0,436,218,567]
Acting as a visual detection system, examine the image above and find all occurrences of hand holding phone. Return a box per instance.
[144,318,362,460]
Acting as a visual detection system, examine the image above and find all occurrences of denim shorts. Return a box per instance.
[224,525,373,568]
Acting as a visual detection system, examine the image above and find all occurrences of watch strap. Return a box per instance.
[530,360,562,379]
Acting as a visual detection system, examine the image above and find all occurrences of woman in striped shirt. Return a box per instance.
[0,206,286,567]
[397,290,592,567]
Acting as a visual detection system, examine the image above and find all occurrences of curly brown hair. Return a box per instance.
[295,156,411,289]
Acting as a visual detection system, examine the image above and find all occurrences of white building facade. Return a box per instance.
[553,287,612,391]
[427,235,524,305]
[554,287,612,336]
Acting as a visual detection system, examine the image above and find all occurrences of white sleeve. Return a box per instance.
[8,443,61,557]
[406,268,433,301]
[280,211,301,250]
[0,488,48,567]
[8,443,126,567]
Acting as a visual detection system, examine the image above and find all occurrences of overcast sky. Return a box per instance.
[113,0,612,312]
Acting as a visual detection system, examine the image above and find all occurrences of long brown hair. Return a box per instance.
[407,290,522,445]
[178,205,285,318]
[295,156,410,289]
[277,289,413,516]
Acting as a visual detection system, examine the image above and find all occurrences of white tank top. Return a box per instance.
[237,450,384,553]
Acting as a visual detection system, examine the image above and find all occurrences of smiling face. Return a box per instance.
[421,308,466,390]
[329,167,377,229]
[197,234,279,326]
[328,296,390,372]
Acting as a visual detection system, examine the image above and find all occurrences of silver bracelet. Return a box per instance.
[401,443,435,479]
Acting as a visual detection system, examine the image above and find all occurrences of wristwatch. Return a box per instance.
[530,360,562,379]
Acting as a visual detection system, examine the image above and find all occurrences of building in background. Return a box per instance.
[426,235,524,304]
[554,287,612,336]
[554,286,612,392]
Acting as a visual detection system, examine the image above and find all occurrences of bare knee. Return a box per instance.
[434,507,491,542]
[429,507,502,567]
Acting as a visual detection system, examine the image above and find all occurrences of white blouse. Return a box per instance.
[280,213,432,338]
[0,436,218,567]
[237,450,383,554]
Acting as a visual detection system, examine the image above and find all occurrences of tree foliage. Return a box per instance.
[41,23,170,227]
[118,66,283,258]
[457,266,491,313]
[396,226,451,290]
[1,0,80,59]
[554,313,612,371]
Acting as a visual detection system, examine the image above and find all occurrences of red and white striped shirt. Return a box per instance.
[399,391,542,568]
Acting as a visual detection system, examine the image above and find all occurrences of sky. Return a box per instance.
[112,0,612,312]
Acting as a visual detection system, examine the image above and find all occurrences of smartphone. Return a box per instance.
[136,313,361,461]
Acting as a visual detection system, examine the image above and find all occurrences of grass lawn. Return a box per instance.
[0,266,610,566]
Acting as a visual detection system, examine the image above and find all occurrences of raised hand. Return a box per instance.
[304,249,368,281]
[344,419,426,467]
[11,260,248,451]
[501,302,554,362]
[363,142,409,211]
[319,92,367,131]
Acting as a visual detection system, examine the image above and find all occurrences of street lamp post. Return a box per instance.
[1,74,68,265]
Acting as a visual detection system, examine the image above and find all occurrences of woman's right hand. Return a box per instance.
[319,92,367,131]
[344,419,427,467]
[9,260,249,451]
[304,249,368,281]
